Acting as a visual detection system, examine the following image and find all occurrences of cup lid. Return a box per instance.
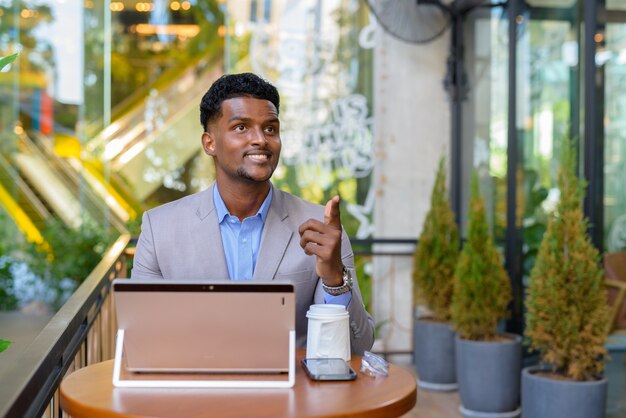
[307,304,347,315]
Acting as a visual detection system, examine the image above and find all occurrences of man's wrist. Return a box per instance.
[322,269,344,287]
[321,266,353,296]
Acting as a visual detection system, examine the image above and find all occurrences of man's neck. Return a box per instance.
[215,180,271,221]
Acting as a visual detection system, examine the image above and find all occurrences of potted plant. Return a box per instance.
[523,140,610,418]
[412,157,460,391]
[450,173,521,417]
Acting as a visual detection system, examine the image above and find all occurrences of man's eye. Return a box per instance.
[235,125,246,131]
[265,126,276,134]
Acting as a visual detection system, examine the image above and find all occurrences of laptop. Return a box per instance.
[113,279,295,374]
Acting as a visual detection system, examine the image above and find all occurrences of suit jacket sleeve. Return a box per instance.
[132,211,164,279]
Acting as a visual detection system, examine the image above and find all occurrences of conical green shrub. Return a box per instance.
[451,173,511,340]
[525,140,609,381]
[412,158,459,321]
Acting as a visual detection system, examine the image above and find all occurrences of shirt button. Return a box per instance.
[230,219,236,224]
[242,238,247,243]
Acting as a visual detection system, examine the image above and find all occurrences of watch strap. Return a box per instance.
[321,266,353,296]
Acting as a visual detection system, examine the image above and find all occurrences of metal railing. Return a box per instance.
[0,234,130,418]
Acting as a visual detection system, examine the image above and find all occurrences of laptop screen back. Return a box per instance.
[113,280,295,373]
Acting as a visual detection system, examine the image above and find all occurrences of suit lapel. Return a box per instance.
[253,186,293,281]
[193,184,229,280]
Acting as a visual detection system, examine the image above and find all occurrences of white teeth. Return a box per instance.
[247,154,269,161]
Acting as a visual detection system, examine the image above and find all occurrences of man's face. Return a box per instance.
[202,97,281,185]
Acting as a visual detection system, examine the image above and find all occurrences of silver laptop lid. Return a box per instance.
[113,279,295,373]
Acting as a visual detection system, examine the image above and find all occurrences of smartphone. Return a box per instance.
[301,358,358,381]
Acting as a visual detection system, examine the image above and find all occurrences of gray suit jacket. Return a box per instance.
[131,184,375,354]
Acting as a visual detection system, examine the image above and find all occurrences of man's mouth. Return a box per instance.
[245,153,270,162]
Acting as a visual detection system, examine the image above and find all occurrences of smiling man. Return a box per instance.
[131,73,375,354]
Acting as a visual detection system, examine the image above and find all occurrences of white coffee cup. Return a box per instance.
[306,304,351,361]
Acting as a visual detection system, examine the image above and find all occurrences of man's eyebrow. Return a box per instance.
[227,116,280,124]
[227,116,252,123]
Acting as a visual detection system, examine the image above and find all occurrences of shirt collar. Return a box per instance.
[213,185,273,223]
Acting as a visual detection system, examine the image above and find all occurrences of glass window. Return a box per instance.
[607,0,626,11]
[224,0,375,239]
[604,22,626,252]
[467,5,582,282]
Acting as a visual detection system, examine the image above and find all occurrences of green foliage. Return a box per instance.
[0,213,114,311]
[0,208,20,256]
[23,217,114,307]
[493,169,549,274]
[451,173,511,340]
[125,216,142,236]
[0,258,18,311]
[29,217,113,282]
[0,206,18,348]
[525,139,610,381]
[520,169,549,278]
[412,158,459,321]
[0,210,20,310]
[0,53,17,71]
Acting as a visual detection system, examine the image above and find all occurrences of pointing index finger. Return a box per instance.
[324,195,341,228]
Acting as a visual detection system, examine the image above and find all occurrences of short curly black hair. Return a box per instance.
[199,73,280,130]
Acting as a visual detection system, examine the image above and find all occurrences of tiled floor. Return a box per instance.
[401,386,461,417]
[396,360,461,418]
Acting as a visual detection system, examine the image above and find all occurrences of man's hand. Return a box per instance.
[298,195,344,287]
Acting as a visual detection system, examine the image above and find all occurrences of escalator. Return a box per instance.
[0,131,131,242]
[86,56,223,203]
[0,54,223,243]
[0,153,50,243]
[13,152,81,229]
[0,6,223,241]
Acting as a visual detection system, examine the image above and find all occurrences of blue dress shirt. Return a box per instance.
[213,186,352,306]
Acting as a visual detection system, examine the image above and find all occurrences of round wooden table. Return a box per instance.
[60,350,417,418]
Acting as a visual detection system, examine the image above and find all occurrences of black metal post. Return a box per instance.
[505,0,524,334]
[449,14,465,229]
[583,0,605,252]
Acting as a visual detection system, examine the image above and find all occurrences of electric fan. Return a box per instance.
[366,0,486,44]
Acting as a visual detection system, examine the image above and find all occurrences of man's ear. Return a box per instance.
[201,131,215,156]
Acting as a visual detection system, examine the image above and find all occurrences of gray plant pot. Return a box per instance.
[456,334,522,418]
[413,318,457,391]
[521,366,608,418]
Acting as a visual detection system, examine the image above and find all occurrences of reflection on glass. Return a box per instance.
[517,18,578,280]
[472,8,580,281]
[470,12,509,246]
[87,0,225,208]
[109,0,223,121]
[225,0,374,241]
[0,0,107,312]
[604,23,626,252]
[0,1,60,241]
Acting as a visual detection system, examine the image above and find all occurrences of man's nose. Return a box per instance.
[250,127,267,145]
